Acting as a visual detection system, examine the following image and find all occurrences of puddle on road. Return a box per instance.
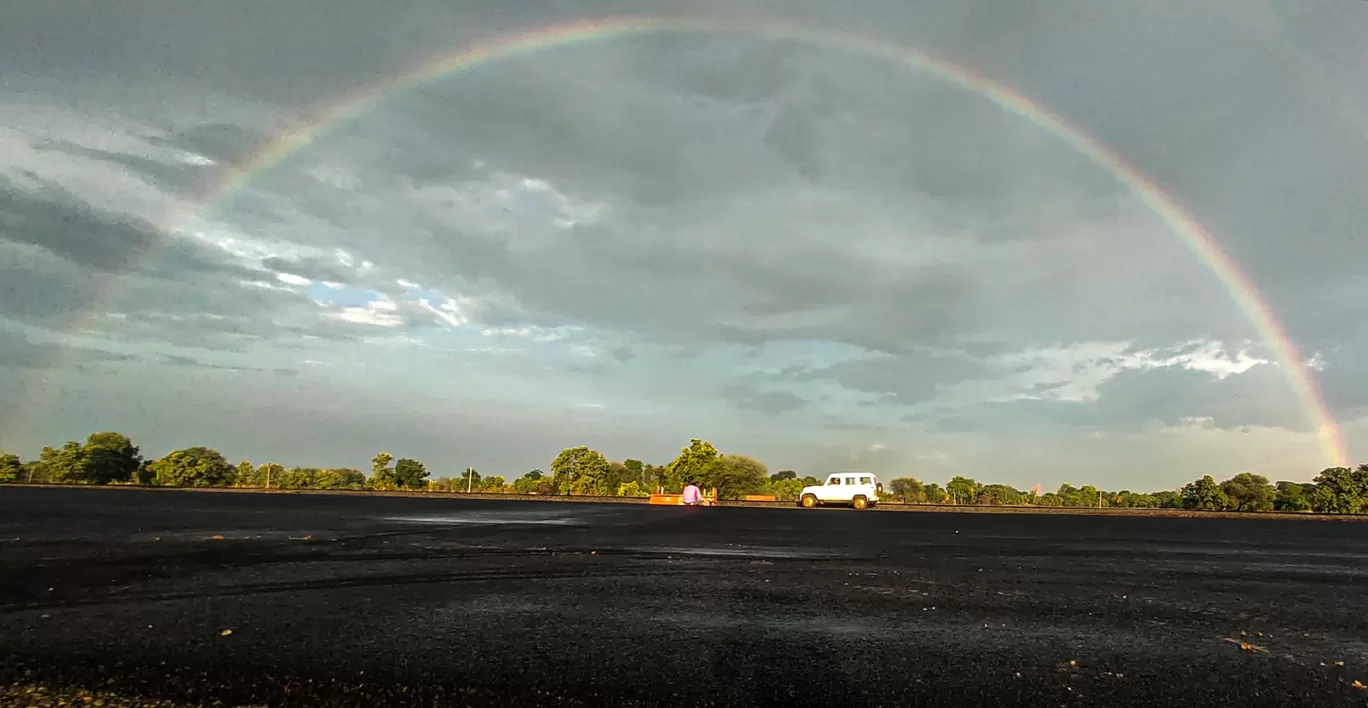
[379,512,585,526]
[647,546,836,560]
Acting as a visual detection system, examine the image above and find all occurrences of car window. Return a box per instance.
[859,476,872,485]
[827,476,841,485]
[844,476,856,485]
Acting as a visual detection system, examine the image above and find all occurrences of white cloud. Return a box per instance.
[238,279,294,292]
[330,296,404,328]
[420,297,467,328]
[275,271,309,286]
[986,339,1269,404]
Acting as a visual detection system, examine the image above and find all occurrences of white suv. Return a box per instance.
[798,473,883,510]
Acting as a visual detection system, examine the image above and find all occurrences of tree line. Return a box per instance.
[882,470,1368,514]
[2,432,1366,514]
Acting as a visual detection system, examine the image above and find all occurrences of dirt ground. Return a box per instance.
[2,486,1366,707]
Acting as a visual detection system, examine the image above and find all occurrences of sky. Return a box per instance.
[1,0,1366,491]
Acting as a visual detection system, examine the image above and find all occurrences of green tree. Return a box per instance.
[134,460,154,485]
[766,477,805,501]
[605,461,629,493]
[1221,473,1276,512]
[887,477,924,503]
[551,446,611,495]
[622,459,645,485]
[514,470,555,495]
[1152,489,1181,508]
[23,460,48,484]
[40,442,88,484]
[316,468,366,489]
[0,453,21,483]
[664,439,720,492]
[699,454,768,500]
[234,461,255,487]
[255,463,284,489]
[923,483,947,503]
[80,432,142,484]
[149,447,233,487]
[459,467,482,492]
[393,458,429,489]
[1273,481,1313,512]
[616,481,648,497]
[1118,491,1159,508]
[370,453,397,490]
[1309,466,1368,514]
[1181,475,1229,511]
[641,464,667,492]
[277,467,318,489]
[478,475,508,493]
[770,470,797,482]
[978,483,1024,506]
[945,476,977,504]
[801,475,820,487]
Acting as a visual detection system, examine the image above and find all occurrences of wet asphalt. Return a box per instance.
[1,486,1367,707]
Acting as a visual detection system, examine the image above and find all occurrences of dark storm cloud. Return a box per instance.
[0,182,355,353]
[0,175,351,350]
[279,28,1263,357]
[158,353,298,376]
[0,327,139,370]
[0,246,103,324]
[0,176,263,282]
[145,124,272,165]
[31,141,212,195]
[781,351,990,405]
[1315,321,1368,422]
[720,383,808,416]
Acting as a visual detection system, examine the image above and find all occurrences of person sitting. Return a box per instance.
[682,481,703,506]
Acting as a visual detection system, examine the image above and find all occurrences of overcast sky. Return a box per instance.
[1,0,1365,491]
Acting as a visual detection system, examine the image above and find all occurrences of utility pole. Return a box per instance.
[466,467,474,493]
[265,465,271,490]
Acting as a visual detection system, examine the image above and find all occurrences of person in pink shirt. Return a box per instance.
[682,481,703,506]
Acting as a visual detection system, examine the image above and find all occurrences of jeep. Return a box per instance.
[798,473,883,510]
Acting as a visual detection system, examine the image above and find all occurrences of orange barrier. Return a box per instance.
[743,495,777,502]
[649,489,720,506]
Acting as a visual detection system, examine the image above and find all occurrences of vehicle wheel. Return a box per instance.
[800,494,818,509]
[852,495,869,510]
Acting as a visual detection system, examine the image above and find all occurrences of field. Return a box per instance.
[2,487,1367,707]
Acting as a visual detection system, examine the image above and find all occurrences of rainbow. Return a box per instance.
[58,15,1362,465]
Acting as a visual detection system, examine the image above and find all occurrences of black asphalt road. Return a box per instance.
[2,487,1367,707]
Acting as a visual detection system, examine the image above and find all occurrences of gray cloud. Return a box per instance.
[0,327,138,370]
[158,352,298,377]
[32,141,213,195]
[935,363,1307,434]
[146,123,272,165]
[260,256,356,285]
[0,175,266,284]
[721,383,808,416]
[777,351,989,405]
